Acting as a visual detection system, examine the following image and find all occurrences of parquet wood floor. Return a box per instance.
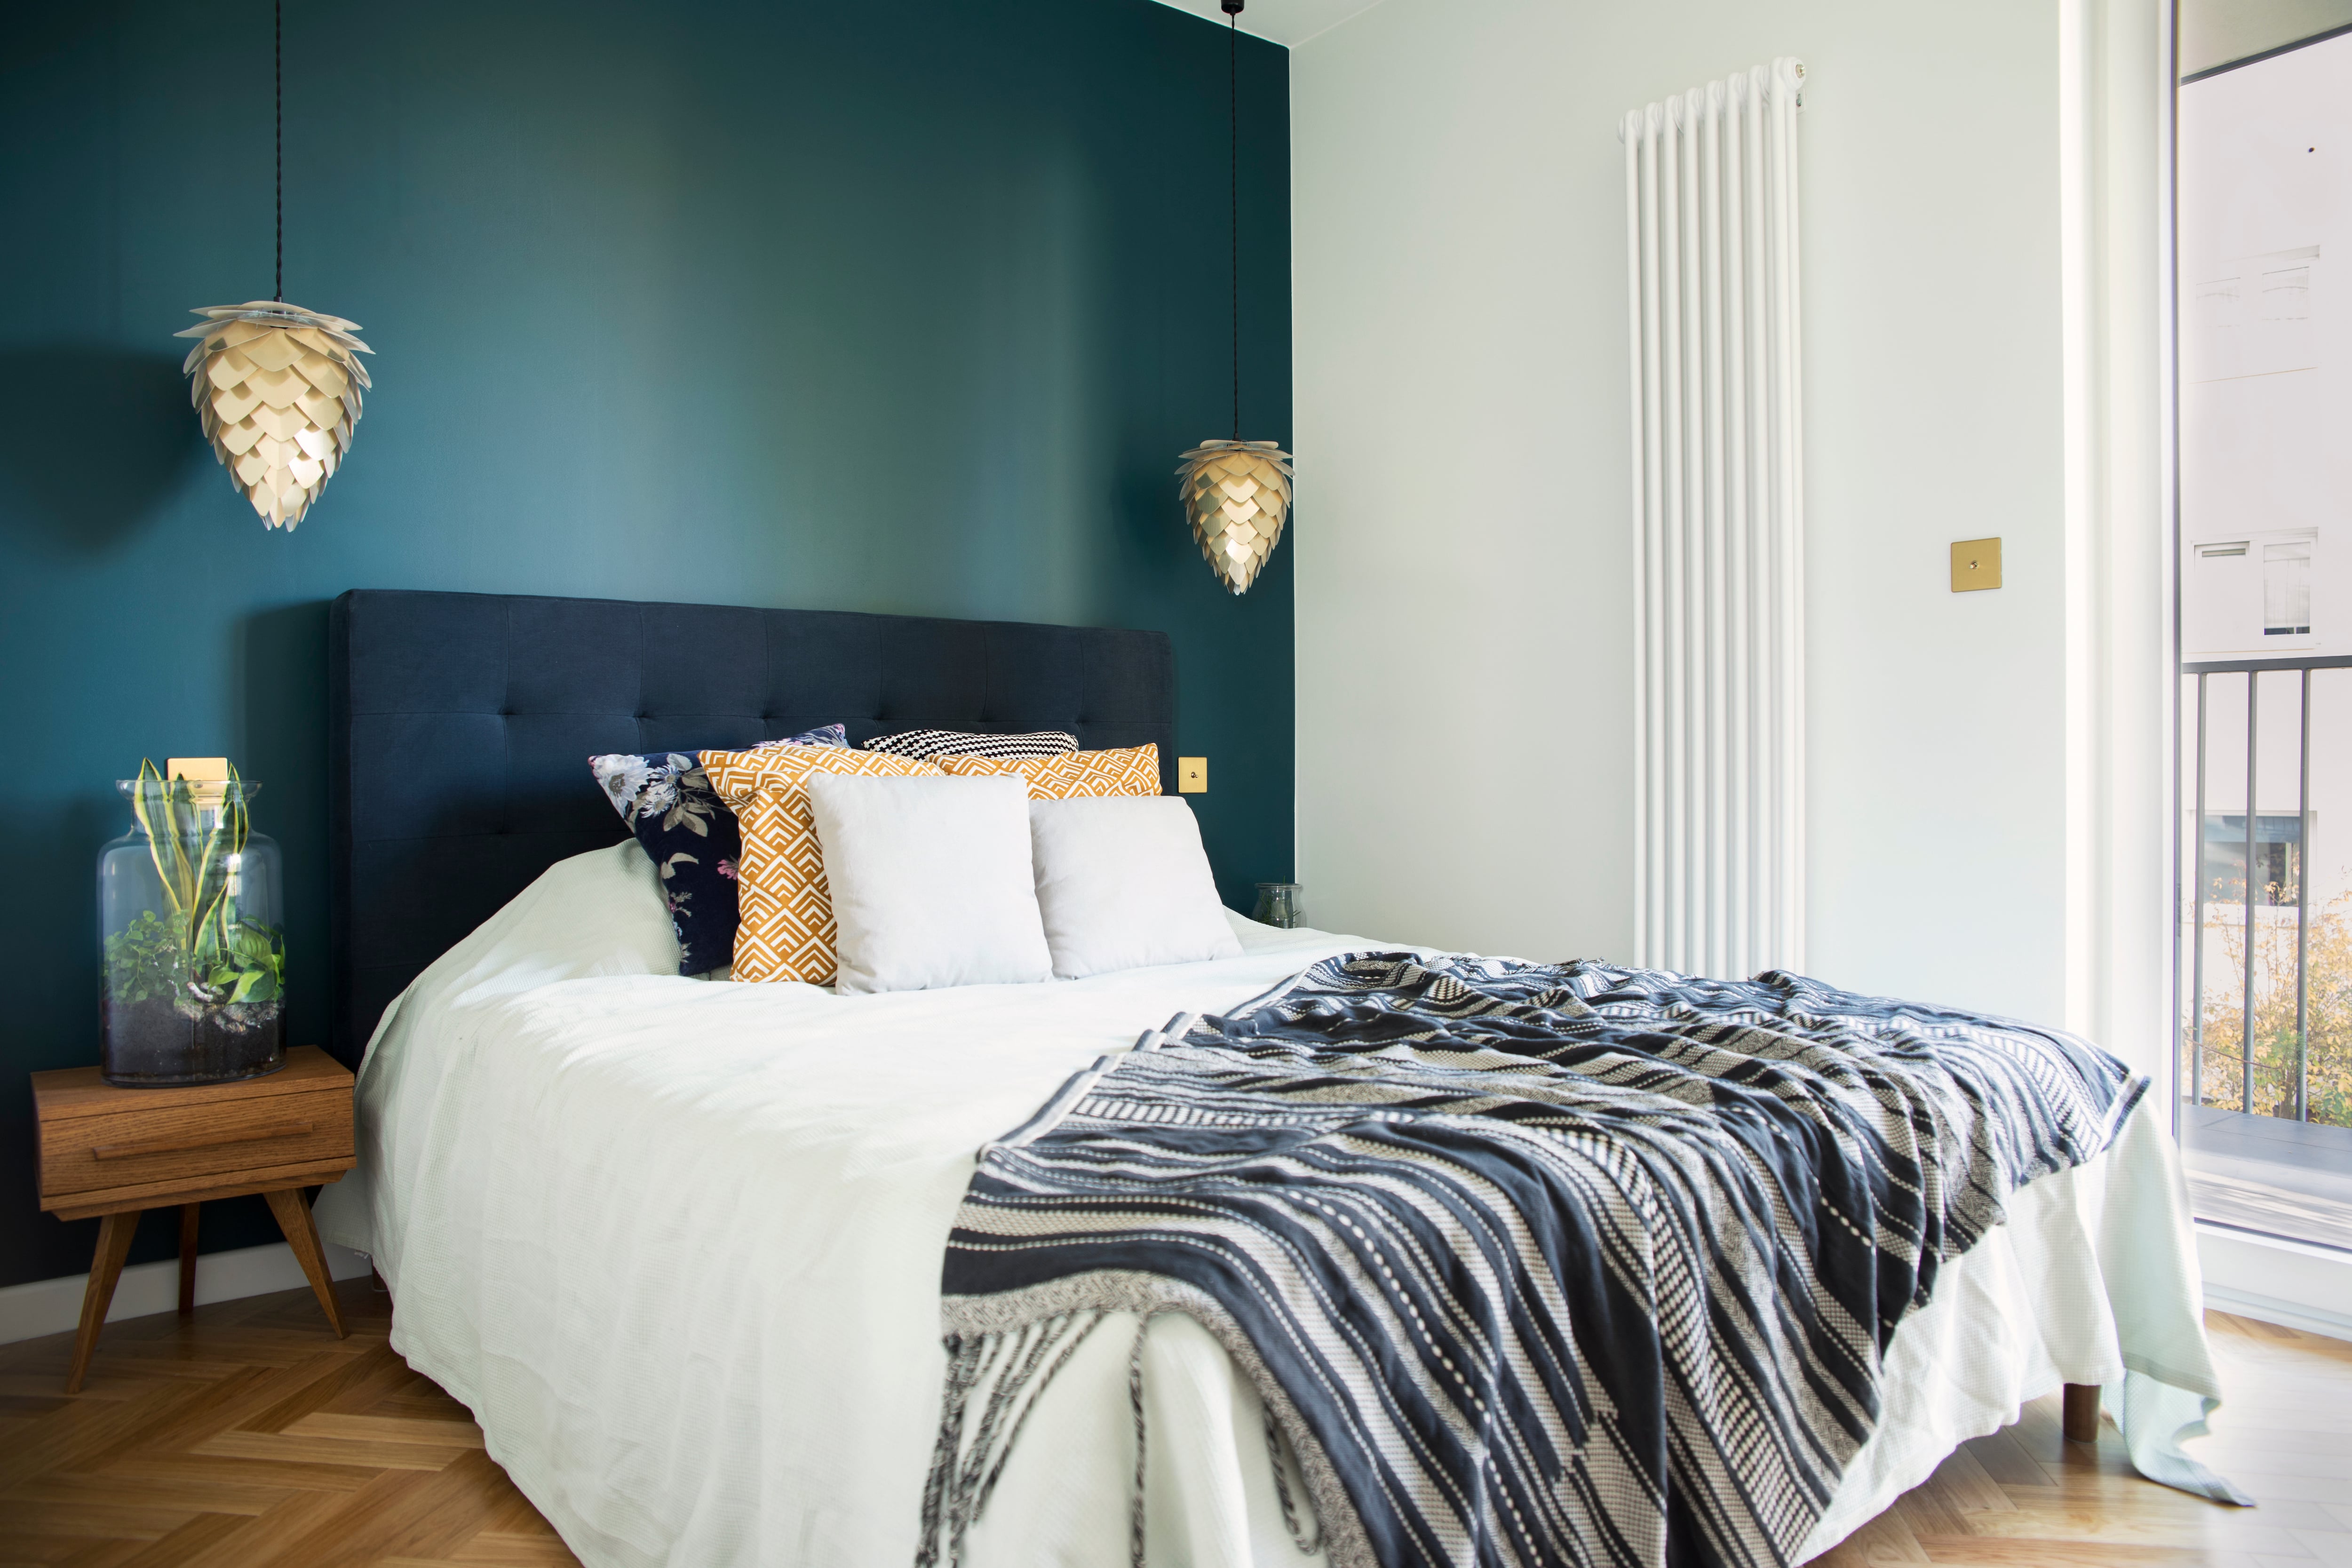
[1813,1311,2352,1568]
[0,1277,578,1567]
[0,1284,2342,1566]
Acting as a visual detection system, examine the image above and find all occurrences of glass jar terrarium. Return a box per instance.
[1253,882,1303,929]
[97,763,285,1086]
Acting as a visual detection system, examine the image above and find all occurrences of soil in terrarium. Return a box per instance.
[101,995,284,1086]
[102,901,286,1087]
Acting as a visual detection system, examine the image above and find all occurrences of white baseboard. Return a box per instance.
[2196,1222,2352,1342]
[0,1240,373,1347]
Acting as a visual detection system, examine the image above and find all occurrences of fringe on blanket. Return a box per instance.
[915,1311,1107,1568]
[916,1312,1325,1568]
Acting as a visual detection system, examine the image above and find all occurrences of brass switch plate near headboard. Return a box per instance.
[1951,538,2002,592]
[1176,756,1207,794]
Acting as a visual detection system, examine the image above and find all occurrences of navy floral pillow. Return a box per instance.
[753,723,846,753]
[590,724,846,974]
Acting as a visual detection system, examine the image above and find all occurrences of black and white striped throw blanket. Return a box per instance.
[917,953,2146,1568]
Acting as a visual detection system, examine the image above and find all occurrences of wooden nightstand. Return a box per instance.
[32,1046,357,1392]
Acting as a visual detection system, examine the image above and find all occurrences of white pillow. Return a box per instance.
[803,774,1053,994]
[1029,797,1243,979]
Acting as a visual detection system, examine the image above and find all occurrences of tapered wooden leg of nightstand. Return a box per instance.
[263,1187,346,1338]
[67,1211,141,1394]
[178,1203,200,1314]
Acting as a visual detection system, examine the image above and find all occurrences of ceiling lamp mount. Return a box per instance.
[178,0,373,532]
[1176,0,1293,597]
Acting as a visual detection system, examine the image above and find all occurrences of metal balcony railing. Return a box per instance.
[2180,653,2352,1125]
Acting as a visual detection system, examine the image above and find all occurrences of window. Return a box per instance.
[2185,532,2313,652]
[2265,540,2311,635]
[2201,812,2304,905]
[2196,274,2242,327]
[2177,33,2352,1253]
[2261,264,2312,320]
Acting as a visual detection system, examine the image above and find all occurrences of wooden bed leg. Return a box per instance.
[178,1203,200,1314]
[2062,1382,2102,1442]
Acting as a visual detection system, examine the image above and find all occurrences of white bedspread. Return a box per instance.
[316,843,2234,1567]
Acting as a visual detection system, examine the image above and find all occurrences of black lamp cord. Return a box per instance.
[1227,7,1239,440]
[274,0,283,302]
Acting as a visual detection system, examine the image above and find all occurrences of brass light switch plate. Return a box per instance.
[1951,538,2002,592]
[1176,756,1208,794]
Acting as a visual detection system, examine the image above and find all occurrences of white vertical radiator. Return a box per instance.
[1623,58,1806,979]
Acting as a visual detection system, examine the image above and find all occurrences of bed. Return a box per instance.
[312,589,2239,1568]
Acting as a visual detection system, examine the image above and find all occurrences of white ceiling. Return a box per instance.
[1144,0,1387,48]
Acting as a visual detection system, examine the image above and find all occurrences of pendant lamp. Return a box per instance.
[176,0,372,532]
[1176,0,1292,597]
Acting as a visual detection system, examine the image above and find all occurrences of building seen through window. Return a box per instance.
[2177,24,2352,1252]
[2202,812,2305,904]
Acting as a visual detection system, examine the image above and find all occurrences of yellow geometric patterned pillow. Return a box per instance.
[937,743,1161,800]
[701,745,943,984]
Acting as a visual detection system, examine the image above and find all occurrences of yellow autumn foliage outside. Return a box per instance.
[2189,881,2352,1127]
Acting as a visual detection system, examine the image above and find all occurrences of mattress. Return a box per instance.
[314,842,2229,1567]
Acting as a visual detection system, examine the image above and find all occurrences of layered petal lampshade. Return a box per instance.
[1177,438,1293,596]
[175,302,372,531]
[1178,2,1290,597]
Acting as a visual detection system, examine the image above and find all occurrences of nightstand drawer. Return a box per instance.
[38,1083,354,1200]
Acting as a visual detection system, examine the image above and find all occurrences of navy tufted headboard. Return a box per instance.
[326,589,1176,1064]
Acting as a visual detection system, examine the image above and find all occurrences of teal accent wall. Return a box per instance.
[0,0,1291,1291]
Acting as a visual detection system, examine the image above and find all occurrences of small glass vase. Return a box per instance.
[97,776,286,1086]
[1252,882,1303,930]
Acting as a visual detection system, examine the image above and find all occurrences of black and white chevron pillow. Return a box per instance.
[862,727,1079,761]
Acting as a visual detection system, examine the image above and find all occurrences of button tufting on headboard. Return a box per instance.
[328,589,1176,1065]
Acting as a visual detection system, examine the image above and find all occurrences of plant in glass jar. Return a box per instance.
[98,759,285,1085]
[1252,882,1303,930]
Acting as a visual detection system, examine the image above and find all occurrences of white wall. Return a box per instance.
[0,1239,373,1346]
[1293,0,2142,1035]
